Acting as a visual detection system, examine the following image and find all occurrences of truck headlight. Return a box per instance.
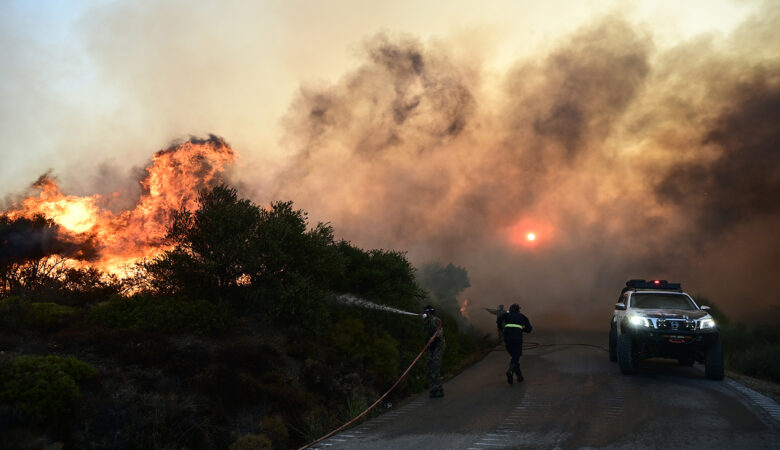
[630,314,652,327]
[699,318,716,329]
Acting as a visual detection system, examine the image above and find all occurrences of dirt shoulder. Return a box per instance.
[727,370,780,403]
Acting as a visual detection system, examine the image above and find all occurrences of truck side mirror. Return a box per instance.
[614,303,626,311]
[700,305,710,311]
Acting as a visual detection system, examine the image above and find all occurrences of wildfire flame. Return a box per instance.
[5,136,234,274]
[460,298,470,319]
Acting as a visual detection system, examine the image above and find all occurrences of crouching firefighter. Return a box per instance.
[500,303,532,384]
[422,305,445,398]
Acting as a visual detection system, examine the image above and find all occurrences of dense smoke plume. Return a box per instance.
[3,2,778,331]
[0,214,96,265]
[273,11,780,329]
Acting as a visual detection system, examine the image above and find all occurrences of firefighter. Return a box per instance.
[499,303,532,384]
[422,305,445,398]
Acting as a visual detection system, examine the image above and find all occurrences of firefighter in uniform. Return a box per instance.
[422,305,445,398]
[499,303,532,384]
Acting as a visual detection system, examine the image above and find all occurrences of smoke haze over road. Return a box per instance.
[272,9,780,329]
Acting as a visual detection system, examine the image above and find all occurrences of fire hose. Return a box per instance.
[298,319,442,450]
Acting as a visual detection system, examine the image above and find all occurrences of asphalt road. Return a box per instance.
[312,330,780,449]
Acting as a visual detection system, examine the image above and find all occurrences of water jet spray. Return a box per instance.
[335,294,420,317]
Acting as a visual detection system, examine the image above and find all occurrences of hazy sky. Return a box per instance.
[2,0,778,329]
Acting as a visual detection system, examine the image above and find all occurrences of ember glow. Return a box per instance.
[460,298,470,319]
[4,136,234,273]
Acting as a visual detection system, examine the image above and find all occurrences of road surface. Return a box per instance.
[312,330,780,449]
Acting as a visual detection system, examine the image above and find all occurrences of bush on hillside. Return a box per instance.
[698,298,780,383]
[722,323,780,383]
[328,316,400,380]
[25,302,77,328]
[0,296,24,331]
[86,295,233,335]
[0,355,98,423]
[0,297,78,331]
[229,433,272,450]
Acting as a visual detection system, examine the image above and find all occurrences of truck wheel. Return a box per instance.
[705,338,724,380]
[678,354,695,366]
[617,333,637,375]
[609,326,618,362]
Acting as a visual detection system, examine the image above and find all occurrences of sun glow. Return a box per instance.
[506,217,555,249]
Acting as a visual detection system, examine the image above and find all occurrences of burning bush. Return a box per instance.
[0,214,119,306]
[416,262,470,322]
[0,143,493,448]
[0,214,96,268]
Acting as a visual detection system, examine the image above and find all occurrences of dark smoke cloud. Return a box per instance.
[0,215,97,265]
[281,33,476,164]
[272,8,780,330]
[177,133,231,149]
[509,17,651,163]
[656,76,780,235]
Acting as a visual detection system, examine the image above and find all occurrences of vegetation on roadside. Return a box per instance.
[0,184,490,449]
[0,355,98,424]
[86,294,234,335]
[696,296,780,383]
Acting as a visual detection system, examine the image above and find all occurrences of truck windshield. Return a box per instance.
[630,293,697,310]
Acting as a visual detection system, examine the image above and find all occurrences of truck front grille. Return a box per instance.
[656,319,696,331]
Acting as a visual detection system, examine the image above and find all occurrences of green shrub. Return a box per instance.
[260,414,289,449]
[328,317,400,379]
[299,406,334,443]
[733,346,780,383]
[0,298,77,330]
[0,355,98,423]
[25,302,77,327]
[111,391,217,449]
[229,433,272,450]
[723,323,780,383]
[343,389,369,421]
[86,295,233,335]
[0,296,24,331]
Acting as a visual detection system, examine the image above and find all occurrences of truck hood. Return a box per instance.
[637,309,708,319]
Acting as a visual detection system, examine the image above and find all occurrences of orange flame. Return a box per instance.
[5,137,234,274]
[460,298,470,319]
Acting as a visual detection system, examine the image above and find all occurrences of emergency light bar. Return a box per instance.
[625,279,682,290]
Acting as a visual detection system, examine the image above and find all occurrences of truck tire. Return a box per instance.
[609,326,618,362]
[705,338,725,380]
[617,333,637,375]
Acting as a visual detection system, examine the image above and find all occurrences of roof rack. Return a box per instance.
[624,279,682,291]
